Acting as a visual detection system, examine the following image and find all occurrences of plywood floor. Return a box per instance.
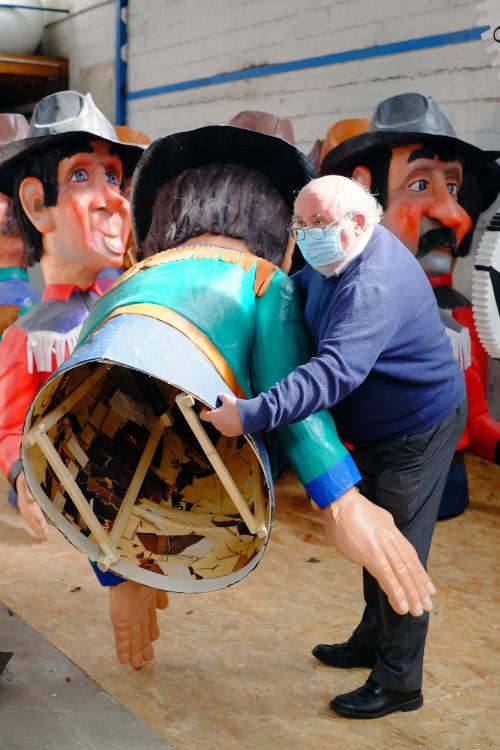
[0,453,498,750]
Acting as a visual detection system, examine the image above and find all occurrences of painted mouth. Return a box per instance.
[101,235,124,254]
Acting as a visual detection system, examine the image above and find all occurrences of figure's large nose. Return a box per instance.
[426,178,471,235]
[90,171,126,215]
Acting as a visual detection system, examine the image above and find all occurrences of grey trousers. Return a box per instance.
[350,399,467,692]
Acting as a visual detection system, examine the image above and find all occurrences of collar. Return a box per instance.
[428,274,452,288]
[331,225,374,277]
[42,282,102,301]
[0,267,29,282]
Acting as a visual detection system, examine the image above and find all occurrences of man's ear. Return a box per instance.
[18,177,56,234]
[351,166,372,191]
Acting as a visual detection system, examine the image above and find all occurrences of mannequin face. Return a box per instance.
[22,141,131,274]
[0,191,25,266]
[381,144,472,274]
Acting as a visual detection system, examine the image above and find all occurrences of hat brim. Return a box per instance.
[321,131,500,213]
[0,131,144,196]
[321,131,500,175]
[131,125,316,246]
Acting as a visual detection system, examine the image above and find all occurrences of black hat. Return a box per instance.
[131,124,316,246]
[321,93,500,211]
[0,91,144,195]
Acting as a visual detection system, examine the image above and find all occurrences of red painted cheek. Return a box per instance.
[384,202,422,245]
[63,194,93,246]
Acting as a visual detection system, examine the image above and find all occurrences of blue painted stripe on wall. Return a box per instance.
[127,26,489,102]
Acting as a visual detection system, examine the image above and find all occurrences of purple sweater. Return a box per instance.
[238,225,465,443]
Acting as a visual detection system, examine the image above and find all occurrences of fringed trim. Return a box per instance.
[444,325,471,371]
[26,325,83,374]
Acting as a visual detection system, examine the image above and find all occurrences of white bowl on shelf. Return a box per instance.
[0,1,45,55]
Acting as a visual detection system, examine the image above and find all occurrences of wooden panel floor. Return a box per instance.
[0,453,498,750]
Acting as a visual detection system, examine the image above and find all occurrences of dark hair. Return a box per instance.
[13,138,127,265]
[142,163,290,265]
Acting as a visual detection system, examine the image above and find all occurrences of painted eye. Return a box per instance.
[71,169,88,183]
[447,183,459,197]
[408,179,428,192]
[106,171,120,186]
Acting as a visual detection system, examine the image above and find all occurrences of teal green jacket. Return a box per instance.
[80,245,361,508]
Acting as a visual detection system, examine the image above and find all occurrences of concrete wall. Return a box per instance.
[42,0,116,121]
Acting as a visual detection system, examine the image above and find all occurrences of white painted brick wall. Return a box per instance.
[40,0,498,151]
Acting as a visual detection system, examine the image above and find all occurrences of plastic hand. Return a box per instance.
[16,471,49,541]
[108,581,168,669]
[322,487,436,617]
[200,393,244,436]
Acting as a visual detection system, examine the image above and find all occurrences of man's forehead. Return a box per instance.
[295,185,334,215]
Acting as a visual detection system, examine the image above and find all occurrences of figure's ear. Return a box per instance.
[18,177,56,234]
[351,166,372,191]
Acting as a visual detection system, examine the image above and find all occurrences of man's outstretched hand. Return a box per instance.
[16,471,49,541]
[109,581,169,669]
[322,488,435,617]
[200,393,243,437]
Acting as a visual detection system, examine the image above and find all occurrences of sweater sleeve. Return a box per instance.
[239,280,398,434]
[0,326,40,486]
[249,271,360,507]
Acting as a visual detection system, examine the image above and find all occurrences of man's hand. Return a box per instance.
[16,471,49,541]
[200,393,244,436]
[322,488,436,617]
[109,581,168,669]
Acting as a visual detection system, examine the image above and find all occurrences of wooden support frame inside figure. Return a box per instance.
[0,90,143,540]
[23,357,271,591]
[321,92,500,518]
[22,125,436,671]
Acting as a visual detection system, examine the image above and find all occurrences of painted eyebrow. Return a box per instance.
[407,147,437,163]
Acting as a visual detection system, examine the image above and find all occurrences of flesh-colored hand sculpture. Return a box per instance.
[16,471,49,541]
[109,581,169,669]
[322,487,435,617]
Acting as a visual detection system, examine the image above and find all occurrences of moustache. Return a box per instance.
[417,227,458,258]
[0,203,20,238]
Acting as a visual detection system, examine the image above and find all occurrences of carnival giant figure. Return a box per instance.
[321,92,500,517]
[0,114,40,340]
[0,90,142,539]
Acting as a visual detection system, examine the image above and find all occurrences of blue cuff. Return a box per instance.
[304,452,361,509]
[89,560,125,587]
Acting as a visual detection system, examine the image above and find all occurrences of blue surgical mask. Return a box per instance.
[297,224,345,269]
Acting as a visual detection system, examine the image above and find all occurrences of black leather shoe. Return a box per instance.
[312,638,376,668]
[330,679,423,719]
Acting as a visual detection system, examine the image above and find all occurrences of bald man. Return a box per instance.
[203,176,466,719]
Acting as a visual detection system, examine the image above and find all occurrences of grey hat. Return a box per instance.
[0,91,143,195]
[321,93,500,211]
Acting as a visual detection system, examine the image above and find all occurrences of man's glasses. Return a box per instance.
[287,215,350,241]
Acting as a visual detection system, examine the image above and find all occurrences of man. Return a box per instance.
[204,175,466,718]
[0,90,142,540]
[0,114,40,341]
[44,126,434,669]
[320,92,500,517]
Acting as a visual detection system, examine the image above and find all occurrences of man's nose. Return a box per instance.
[426,180,470,232]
